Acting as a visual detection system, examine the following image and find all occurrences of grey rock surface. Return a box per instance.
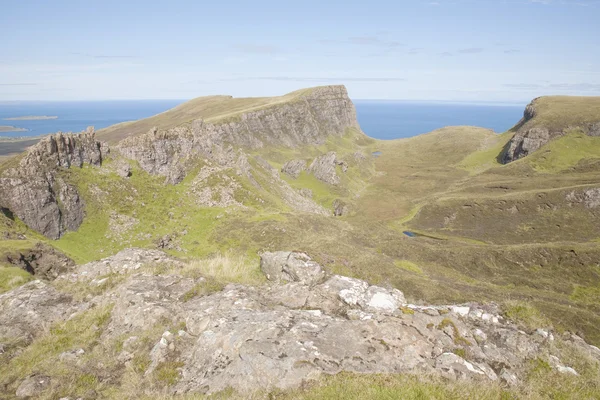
[309,152,340,185]
[16,375,51,398]
[503,98,600,163]
[117,86,359,185]
[0,280,81,343]
[333,199,349,216]
[2,248,599,396]
[281,159,307,179]
[0,128,107,239]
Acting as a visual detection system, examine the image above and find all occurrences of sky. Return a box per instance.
[1,0,599,102]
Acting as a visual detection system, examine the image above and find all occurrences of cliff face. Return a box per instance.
[0,129,107,239]
[117,86,360,184]
[503,97,600,163]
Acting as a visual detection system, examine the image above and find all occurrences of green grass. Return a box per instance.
[458,131,514,173]
[53,160,224,263]
[524,133,600,173]
[503,300,551,331]
[0,265,33,293]
[515,96,600,133]
[570,285,600,305]
[394,260,424,275]
[0,304,113,396]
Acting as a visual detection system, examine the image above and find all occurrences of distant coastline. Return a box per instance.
[3,115,58,121]
[0,125,28,133]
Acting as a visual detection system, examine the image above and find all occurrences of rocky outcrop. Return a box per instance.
[309,151,340,185]
[0,128,107,239]
[502,98,600,163]
[281,159,307,179]
[117,86,359,184]
[333,199,349,216]
[3,248,599,397]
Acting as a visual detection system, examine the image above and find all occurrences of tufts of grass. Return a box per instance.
[180,278,224,302]
[0,304,113,394]
[394,260,424,275]
[0,265,33,293]
[437,318,471,346]
[154,361,185,386]
[503,300,551,331]
[569,285,600,306]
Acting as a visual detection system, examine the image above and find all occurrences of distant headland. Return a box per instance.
[3,115,58,121]
[0,125,28,133]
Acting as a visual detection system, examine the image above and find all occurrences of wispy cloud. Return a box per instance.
[70,52,140,59]
[458,48,484,54]
[222,76,406,83]
[321,36,404,49]
[439,52,453,57]
[504,82,600,92]
[504,49,521,54]
[232,44,282,54]
[0,83,37,86]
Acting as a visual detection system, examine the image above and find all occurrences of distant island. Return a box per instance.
[0,125,28,133]
[3,115,58,121]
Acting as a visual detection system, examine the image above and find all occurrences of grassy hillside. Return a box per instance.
[97,87,321,144]
[513,96,600,133]
[4,93,600,347]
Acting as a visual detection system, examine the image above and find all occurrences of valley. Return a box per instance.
[1,86,599,399]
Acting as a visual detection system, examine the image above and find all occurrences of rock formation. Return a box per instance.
[0,128,107,239]
[117,86,359,184]
[2,248,599,397]
[503,98,600,163]
[309,151,340,185]
[281,159,307,179]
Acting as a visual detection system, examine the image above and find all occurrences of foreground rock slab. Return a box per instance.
[1,248,599,397]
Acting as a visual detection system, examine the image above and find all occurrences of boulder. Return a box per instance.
[309,152,340,185]
[260,251,326,286]
[281,159,307,179]
[16,375,51,398]
[333,199,349,216]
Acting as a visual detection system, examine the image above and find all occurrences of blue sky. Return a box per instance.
[1,0,599,102]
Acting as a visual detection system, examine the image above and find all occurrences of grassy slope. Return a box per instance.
[517,96,600,132]
[97,87,319,144]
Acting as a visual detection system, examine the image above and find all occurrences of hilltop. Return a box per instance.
[1,87,600,399]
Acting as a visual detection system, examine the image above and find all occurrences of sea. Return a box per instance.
[0,100,525,140]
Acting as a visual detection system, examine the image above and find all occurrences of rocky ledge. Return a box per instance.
[0,128,108,239]
[117,86,360,184]
[503,98,600,163]
[1,249,599,397]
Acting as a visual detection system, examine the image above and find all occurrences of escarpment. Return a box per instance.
[116,86,360,184]
[502,96,600,163]
[0,128,107,239]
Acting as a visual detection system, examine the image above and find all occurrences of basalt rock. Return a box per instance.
[117,86,359,185]
[502,98,600,163]
[281,159,307,179]
[0,128,107,239]
[309,151,340,185]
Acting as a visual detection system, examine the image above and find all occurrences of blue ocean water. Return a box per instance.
[0,100,185,138]
[354,100,525,139]
[0,99,525,140]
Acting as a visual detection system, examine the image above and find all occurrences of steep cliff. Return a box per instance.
[502,96,600,163]
[0,128,107,239]
[116,85,360,184]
